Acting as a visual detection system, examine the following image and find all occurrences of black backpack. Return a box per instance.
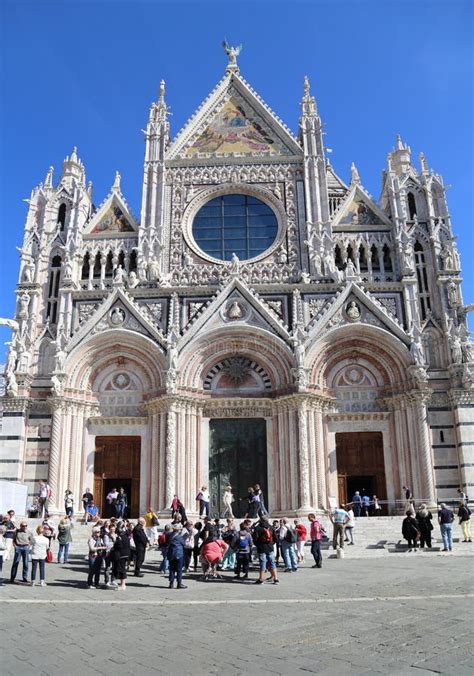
[285,527,297,544]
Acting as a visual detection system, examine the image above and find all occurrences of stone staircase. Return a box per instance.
[21,515,474,558]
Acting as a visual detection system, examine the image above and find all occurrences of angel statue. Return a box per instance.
[222,40,242,69]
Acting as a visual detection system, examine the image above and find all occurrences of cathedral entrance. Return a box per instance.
[209,418,267,518]
[93,436,141,518]
[336,432,387,512]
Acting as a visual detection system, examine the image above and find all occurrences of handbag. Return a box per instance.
[46,548,53,563]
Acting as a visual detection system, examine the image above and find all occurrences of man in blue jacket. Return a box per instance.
[166,523,187,589]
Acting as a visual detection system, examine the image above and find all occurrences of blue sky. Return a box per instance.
[0,0,473,361]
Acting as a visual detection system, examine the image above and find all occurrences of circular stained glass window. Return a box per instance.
[192,194,278,261]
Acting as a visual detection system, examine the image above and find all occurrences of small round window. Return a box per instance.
[192,194,278,261]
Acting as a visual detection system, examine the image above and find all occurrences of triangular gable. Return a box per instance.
[307,282,409,343]
[84,192,138,236]
[326,164,349,192]
[178,277,291,350]
[68,288,166,353]
[167,72,302,160]
[332,184,392,228]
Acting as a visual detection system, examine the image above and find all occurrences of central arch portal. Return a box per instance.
[209,418,267,518]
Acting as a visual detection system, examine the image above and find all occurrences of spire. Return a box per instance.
[112,171,121,193]
[158,79,165,104]
[87,181,93,199]
[419,151,428,174]
[44,166,54,189]
[60,145,85,186]
[222,39,242,74]
[389,134,412,177]
[350,162,360,185]
[396,134,404,151]
[301,75,317,116]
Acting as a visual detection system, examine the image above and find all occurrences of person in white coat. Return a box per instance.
[31,525,50,586]
[222,485,234,519]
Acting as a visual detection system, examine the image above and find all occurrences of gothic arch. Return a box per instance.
[65,331,165,394]
[178,327,294,392]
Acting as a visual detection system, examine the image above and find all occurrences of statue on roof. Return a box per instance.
[222,40,242,72]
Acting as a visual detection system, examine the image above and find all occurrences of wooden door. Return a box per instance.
[335,432,387,507]
[94,436,141,517]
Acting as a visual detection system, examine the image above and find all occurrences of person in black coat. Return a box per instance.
[402,511,420,551]
[132,518,149,577]
[415,504,433,549]
[113,525,131,590]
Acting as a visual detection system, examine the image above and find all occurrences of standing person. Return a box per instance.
[132,518,149,577]
[82,488,93,522]
[371,495,382,517]
[438,503,455,552]
[166,523,187,589]
[243,487,259,519]
[42,517,56,549]
[116,487,128,519]
[271,519,281,566]
[351,491,362,517]
[0,525,6,586]
[458,501,472,543]
[330,505,350,550]
[106,488,118,517]
[113,523,130,591]
[144,507,159,545]
[64,490,74,517]
[361,492,371,517]
[457,488,468,504]
[416,504,433,549]
[294,519,307,563]
[10,521,33,584]
[196,486,210,519]
[221,519,237,571]
[234,523,253,580]
[403,485,414,511]
[57,517,73,563]
[192,522,203,572]
[308,513,324,568]
[30,525,49,586]
[103,524,117,588]
[87,527,106,589]
[38,480,50,518]
[253,516,279,585]
[159,525,172,575]
[344,505,355,545]
[3,510,16,561]
[254,483,269,516]
[222,485,234,519]
[402,510,420,551]
[183,521,196,572]
[279,518,298,572]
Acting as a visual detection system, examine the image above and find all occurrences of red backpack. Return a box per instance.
[260,527,273,544]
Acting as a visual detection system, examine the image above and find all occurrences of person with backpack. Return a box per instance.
[113,522,131,591]
[166,523,187,589]
[458,501,472,543]
[57,516,73,563]
[233,524,253,579]
[278,518,298,572]
[158,524,172,575]
[308,513,324,568]
[30,525,50,587]
[402,510,420,551]
[87,527,107,589]
[438,503,455,552]
[253,516,279,585]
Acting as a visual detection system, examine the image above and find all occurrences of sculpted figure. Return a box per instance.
[346,301,361,321]
[230,253,240,275]
[18,293,30,317]
[227,301,243,320]
[148,257,160,281]
[128,271,139,288]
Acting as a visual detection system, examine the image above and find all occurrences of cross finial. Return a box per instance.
[222,39,242,74]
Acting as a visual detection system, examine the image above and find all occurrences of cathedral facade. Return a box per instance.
[1,51,473,517]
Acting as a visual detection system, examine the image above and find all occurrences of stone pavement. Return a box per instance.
[0,548,473,675]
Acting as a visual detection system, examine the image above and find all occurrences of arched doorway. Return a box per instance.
[336,431,387,511]
[209,418,267,518]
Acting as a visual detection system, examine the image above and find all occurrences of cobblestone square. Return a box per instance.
[1,549,472,675]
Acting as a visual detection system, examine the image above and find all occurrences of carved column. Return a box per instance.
[297,398,312,511]
[47,399,63,511]
[165,402,177,508]
[412,391,436,505]
[314,402,327,510]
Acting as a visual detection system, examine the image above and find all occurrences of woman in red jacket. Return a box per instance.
[294,518,307,563]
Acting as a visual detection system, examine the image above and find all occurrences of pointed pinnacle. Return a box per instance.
[303,75,310,97]
[70,146,78,162]
[396,134,404,151]
[158,79,165,104]
[350,162,360,184]
[419,151,428,173]
[44,166,54,188]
